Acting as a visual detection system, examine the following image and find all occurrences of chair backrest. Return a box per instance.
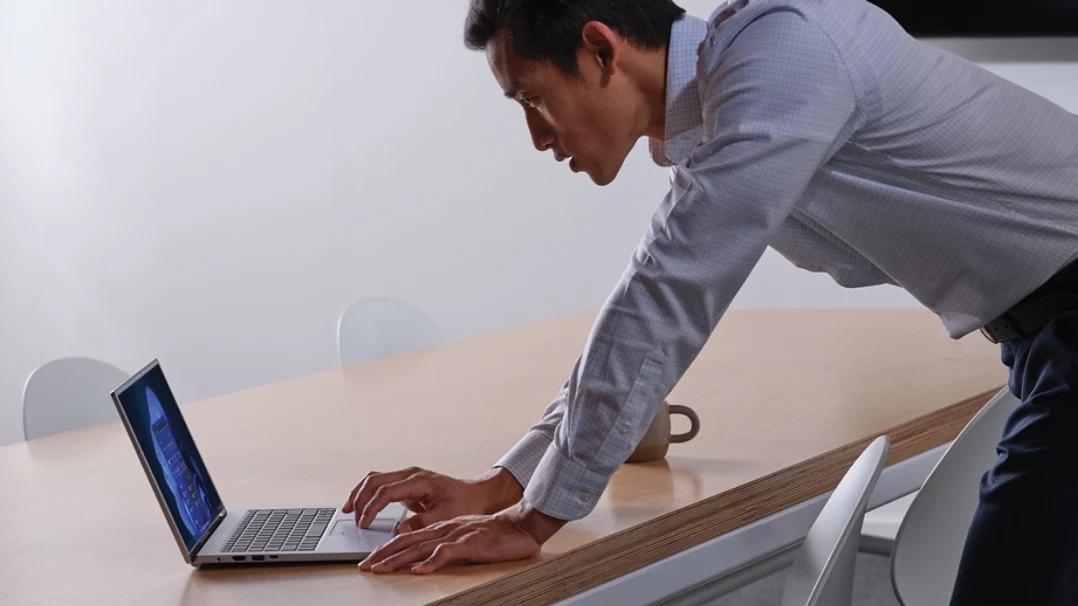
[891,387,1020,605]
[782,436,891,606]
[337,298,446,367]
[22,357,129,441]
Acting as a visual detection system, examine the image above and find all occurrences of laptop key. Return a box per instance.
[305,522,328,537]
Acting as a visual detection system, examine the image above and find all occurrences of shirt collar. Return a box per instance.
[648,14,709,167]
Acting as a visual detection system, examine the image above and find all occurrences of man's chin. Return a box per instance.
[585,162,623,187]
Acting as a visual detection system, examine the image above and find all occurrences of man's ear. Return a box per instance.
[580,21,619,75]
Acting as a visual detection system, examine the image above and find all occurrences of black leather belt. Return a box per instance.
[980,258,1078,344]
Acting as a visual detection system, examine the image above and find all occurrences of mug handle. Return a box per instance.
[668,404,700,443]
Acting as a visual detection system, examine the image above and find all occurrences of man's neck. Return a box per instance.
[621,45,670,142]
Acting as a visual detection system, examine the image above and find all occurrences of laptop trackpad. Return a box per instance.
[331,518,395,536]
[318,519,396,556]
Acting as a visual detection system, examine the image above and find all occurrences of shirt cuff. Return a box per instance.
[523,442,615,521]
[494,430,552,490]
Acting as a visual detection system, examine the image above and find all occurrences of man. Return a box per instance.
[342,0,1078,601]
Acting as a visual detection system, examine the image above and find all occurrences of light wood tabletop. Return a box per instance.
[0,309,1006,606]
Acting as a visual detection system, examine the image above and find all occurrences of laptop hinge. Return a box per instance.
[191,509,229,558]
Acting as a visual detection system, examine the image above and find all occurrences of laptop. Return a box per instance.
[112,359,405,567]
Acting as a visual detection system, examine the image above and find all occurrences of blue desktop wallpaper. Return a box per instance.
[117,364,224,552]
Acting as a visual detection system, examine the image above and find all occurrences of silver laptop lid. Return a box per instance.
[112,360,226,563]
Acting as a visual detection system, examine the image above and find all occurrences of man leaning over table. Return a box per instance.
[341,0,1078,602]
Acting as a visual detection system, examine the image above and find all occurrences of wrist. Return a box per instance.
[473,467,524,514]
[499,500,566,545]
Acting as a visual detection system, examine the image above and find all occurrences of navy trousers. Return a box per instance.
[951,310,1078,605]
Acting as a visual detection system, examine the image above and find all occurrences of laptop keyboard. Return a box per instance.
[223,508,336,553]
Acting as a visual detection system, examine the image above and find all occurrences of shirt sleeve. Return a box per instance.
[521,10,860,521]
[494,357,578,489]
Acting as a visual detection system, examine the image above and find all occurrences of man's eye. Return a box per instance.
[520,96,536,108]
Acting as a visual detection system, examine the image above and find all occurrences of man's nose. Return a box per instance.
[527,113,555,152]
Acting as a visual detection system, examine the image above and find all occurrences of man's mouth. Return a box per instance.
[554,151,579,173]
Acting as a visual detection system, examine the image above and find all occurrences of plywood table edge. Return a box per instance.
[433,385,1003,606]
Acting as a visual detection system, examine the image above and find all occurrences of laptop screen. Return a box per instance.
[114,361,224,555]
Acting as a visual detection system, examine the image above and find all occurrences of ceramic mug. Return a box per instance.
[625,401,701,464]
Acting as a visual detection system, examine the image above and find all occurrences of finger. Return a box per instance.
[346,467,419,515]
[368,538,446,574]
[342,472,379,513]
[360,479,433,528]
[412,540,467,575]
[350,468,423,526]
[344,468,410,513]
[402,500,427,514]
[359,523,457,571]
[397,512,434,534]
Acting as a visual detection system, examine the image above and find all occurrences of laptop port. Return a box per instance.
[252,556,265,561]
[232,556,246,562]
[269,555,278,559]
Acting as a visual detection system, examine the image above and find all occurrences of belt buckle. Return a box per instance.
[979,326,1000,344]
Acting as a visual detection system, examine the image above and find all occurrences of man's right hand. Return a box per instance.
[342,466,523,533]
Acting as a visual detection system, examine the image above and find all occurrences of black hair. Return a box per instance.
[464,0,686,77]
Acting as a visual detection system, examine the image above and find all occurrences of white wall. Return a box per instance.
[1,0,1075,446]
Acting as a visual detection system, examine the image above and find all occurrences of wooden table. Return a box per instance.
[0,310,1006,606]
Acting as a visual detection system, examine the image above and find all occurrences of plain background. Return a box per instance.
[1,0,1076,446]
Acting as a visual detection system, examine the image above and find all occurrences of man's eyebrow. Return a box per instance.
[504,81,520,99]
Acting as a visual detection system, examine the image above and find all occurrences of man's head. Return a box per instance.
[465,0,685,186]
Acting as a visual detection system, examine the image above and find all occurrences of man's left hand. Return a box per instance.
[359,501,566,574]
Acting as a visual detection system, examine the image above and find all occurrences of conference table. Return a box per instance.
[0,309,1006,606]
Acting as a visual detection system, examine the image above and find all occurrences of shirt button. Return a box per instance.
[581,493,592,503]
[619,426,629,435]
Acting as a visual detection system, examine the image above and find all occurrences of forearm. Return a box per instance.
[523,240,755,521]
[472,467,525,513]
[493,360,577,490]
[498,499,568,545]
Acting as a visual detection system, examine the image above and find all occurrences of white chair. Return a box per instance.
[859,492,915,556]
[336,298,446,367]
[890,387,1021,605]
[22,357,129,440]
[781,435,891,606]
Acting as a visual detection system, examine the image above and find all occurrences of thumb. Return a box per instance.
[397,511,445,534]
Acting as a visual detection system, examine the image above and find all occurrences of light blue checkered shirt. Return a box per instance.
[497,0,1078,521]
